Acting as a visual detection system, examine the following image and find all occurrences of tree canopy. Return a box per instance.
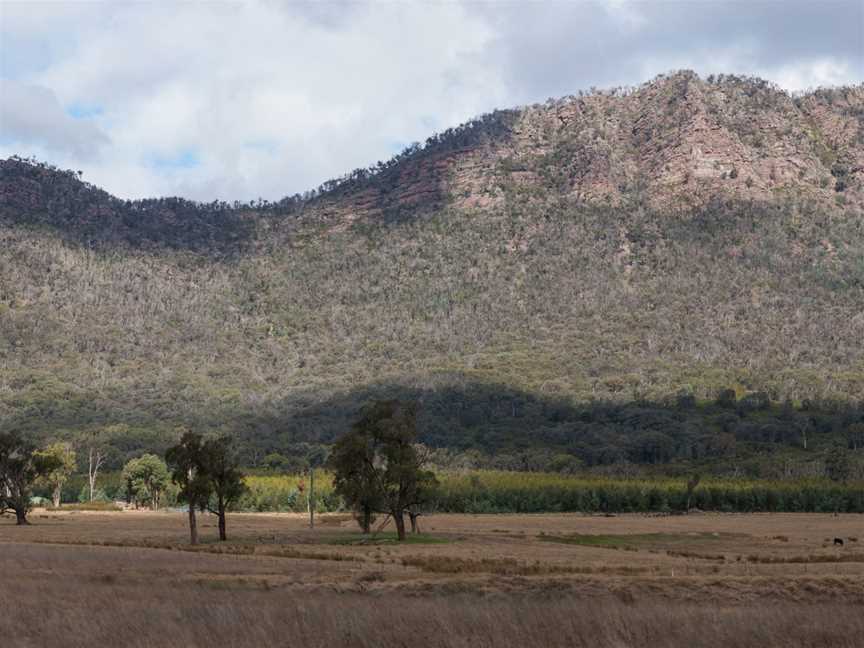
[0,432,62,524]
[331,401,438,540]
[122,454,170,510]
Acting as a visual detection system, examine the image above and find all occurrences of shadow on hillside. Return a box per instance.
[1,158,265,257]
[228,379,863,472]
[5,371,862,474]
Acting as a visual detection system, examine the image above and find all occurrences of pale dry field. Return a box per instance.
[1,511,863,647]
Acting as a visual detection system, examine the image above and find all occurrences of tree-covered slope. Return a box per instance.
[1,72,863,477]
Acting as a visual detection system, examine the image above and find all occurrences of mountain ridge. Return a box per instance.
[1,70,863,476]
[3,71,862,234]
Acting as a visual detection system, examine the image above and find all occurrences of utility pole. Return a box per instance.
[308,468,315,530]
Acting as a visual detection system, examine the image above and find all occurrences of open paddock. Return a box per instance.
[1,511,862,647]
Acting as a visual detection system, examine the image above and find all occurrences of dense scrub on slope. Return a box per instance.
[1,72,863,478]
[2,193,863,477]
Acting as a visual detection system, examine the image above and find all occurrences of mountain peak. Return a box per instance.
[2,72,861,241]
[296,71,862,224]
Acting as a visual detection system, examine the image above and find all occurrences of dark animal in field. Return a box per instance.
[833,538,844,547]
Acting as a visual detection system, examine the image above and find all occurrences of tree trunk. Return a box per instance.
[361,505,372,534]
[15,507,29,525]
[88,448,105,502]
[217,496,227,541]
[89,450,95,501]
[394,510,406,541]
[188,506,198,545]
[409,511,420,534]
[218,511,226,541]
[52,485,62,509]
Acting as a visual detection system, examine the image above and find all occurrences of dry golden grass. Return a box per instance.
[2,511,863,646]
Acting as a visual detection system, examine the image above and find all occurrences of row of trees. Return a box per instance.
[0,435,168,520]
[5,402,862,544]
[1,401,438,544]
[0,428,247,542]
[160,401,439,543]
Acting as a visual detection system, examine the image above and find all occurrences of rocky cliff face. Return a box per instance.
[310,71,862,224]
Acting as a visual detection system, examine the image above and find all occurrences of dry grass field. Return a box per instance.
[2,511,863,647]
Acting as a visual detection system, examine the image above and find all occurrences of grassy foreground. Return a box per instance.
[3,584,862,648]
[2,510,863,647]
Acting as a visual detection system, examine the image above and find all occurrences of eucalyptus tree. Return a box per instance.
[166,433,246,543]
[122,454,170,510]
[331,401,437,540]
[0,432,61,525]
[165,432,211,545]
[201,436,246,541]
[35,442,76,508]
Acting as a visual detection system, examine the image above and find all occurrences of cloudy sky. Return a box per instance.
[1,0,861,202]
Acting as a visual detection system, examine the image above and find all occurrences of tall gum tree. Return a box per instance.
[331,401,438,541]
[35,443,76,509]
[165,432,211,545]
[201,436,246,541]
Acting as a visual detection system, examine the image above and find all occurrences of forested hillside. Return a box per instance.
[1,71,863,479]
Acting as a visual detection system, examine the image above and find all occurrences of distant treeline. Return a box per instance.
[44,471,864,514]
[21,384,864,482]
[432,472,864,514]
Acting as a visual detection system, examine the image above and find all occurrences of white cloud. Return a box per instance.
[0,80,109,158]
[0,0,861,201]
[768,59,861,93]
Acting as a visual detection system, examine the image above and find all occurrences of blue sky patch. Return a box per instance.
[243,139,279,154]
[145,149,200,170]
[388,140,408,154]
[66,103,104,119]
